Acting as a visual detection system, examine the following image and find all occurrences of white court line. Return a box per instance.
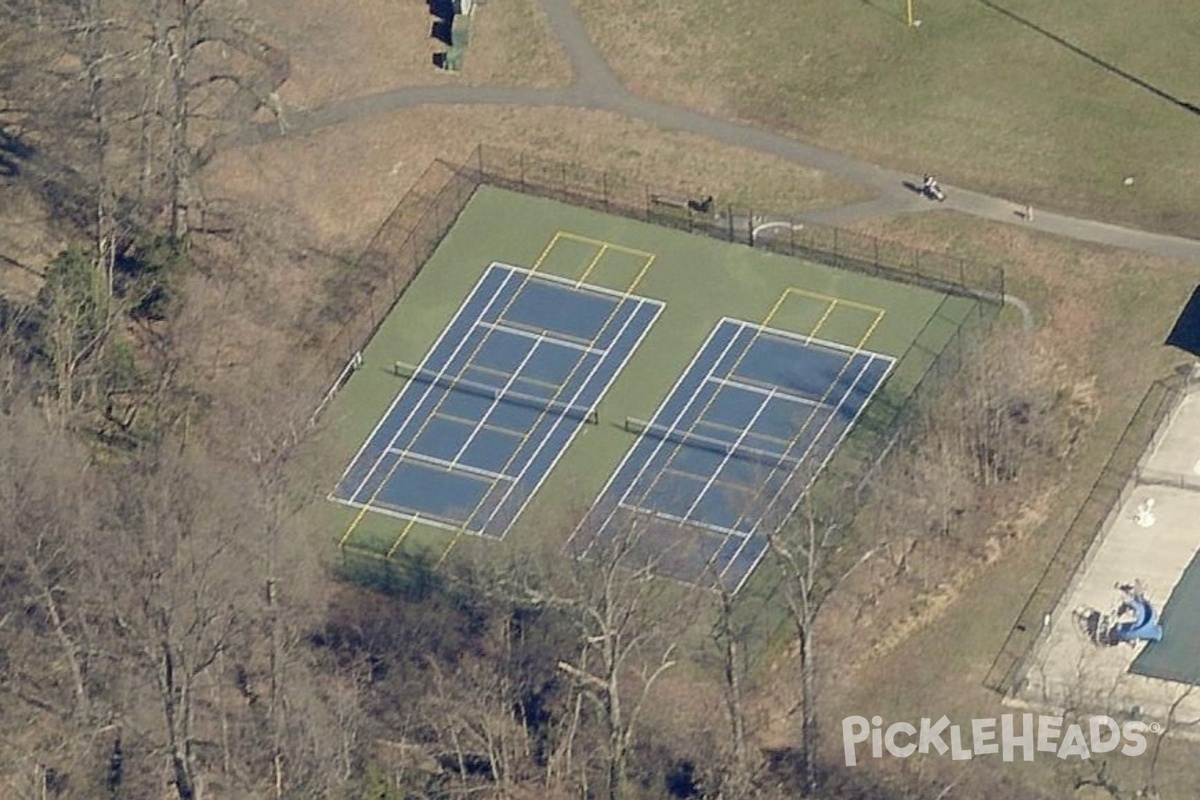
[681,385,779,524]
[706,374,831,409]
[494,261,667,306]
[341,266,521,503]
[615,502,749,540]
[721,352,893,593]
[760,352,884,522]
[448,338,544,466]
[575,321,748,559]
[719,315,897,364]
[384,447,516,483]
[615,323,757,511]
[481,296,662,537]
[477,319,608,355]
[712,328,880,562]
[330,498,464,533]
[332,265,502,497]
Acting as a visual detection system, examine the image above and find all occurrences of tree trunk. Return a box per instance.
[27,557,89,719]
[799,628,818,796]
[716,588,750,793]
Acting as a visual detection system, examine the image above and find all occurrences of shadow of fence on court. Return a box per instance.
[981,370,1193,695]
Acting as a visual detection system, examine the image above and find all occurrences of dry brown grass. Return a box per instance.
[203,104,868,253]
[797,211,1200,796]
[249,0,571,111]
[577,0,1200,238]
[193,103,866,427]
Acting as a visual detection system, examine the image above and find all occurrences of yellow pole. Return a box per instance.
[906,0,914,26]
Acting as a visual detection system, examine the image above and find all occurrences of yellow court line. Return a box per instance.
[556,230,655,260]
[387,517,419,557]
[780,286,886,316]
[530,232,564,272]
[468,362,560,390]
[807,300,839,341]
[438,249,660,567]
[438,411,526,439]
[761,288,795,328]
[354,228,659,566]
[576,244,610,285]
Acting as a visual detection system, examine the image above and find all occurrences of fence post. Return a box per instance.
[727,206,734,242]
[519,151,526,191]
[602,173,609,210]
[476,144,484,183]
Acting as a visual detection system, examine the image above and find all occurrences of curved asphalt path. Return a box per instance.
[231,0,1200,272]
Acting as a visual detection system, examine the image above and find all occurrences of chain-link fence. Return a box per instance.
[982,371,1192,695]
[306,157,479,420]
[471,143,1005,302]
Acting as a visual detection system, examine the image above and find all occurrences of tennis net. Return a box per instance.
[395,361,599,425]
[625,417,799,470]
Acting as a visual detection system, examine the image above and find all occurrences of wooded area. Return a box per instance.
[0,2,1181,798]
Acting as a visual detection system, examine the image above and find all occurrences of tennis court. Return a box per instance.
[332,262,663,539]
[327,186,978,592]
[570,317,893,592]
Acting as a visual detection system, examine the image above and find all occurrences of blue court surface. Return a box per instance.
[570,318,893,593]
[333,263,663,538]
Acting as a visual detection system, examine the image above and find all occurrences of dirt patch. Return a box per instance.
[249,0,571,111]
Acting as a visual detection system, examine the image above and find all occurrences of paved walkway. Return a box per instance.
[234,0,1200,267]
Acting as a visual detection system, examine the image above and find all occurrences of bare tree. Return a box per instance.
[704,561,760,799]
[0,403,106,796]
[516,522,693,800]
[85,446,260,800]
[766,500,881,797]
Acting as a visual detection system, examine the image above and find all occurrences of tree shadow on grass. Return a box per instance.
[0,127,35,178]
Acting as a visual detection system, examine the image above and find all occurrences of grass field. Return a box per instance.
[319,185,980,595]
[810,210,1200,794]
[579,0,1200,237]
